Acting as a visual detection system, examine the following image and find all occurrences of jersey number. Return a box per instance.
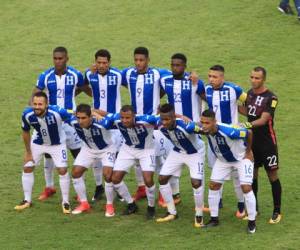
[267,155,277,167]
[173,93,182,103]
[248,105,257,116]
[100,89,106,99]
[57,89,65,99]
[41,129,48,136]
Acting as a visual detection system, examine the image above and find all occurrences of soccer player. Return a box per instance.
[103,105,157,218]
[156,104,205,227]
[31,47,91,201]
[239,67,282,224]
[205,65,247,217]
[160,53,205,206]
[201,110,256,234]
[84,49,124,201]
[67,104,116,216]
[15,92,71,214]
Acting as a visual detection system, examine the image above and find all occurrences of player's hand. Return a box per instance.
[241,122,253,129]
[244,150,254,162]
[90,63,97,74]
[189,71,199,86]
[181,115,192,124]
[24,152,34,165]
[92,109,103,121]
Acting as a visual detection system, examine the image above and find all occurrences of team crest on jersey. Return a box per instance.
[66,75,74,85]
[181,80,190,90]
[144,74,154,85]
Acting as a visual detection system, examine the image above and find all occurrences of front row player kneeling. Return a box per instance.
[200,110,257,233]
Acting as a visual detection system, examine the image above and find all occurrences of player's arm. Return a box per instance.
[92,109,108,119]
[242,112,272,129]
[238,105,247,116]
[175,114,191,123]
[185,121,204,134]
[238,92,247,104]
[244,129,254,161]
[30,73,46,105]
[21,114,33,163]
[75,84,92,97]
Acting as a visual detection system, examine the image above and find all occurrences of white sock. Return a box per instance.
[193,186,204,216]
[160,183,176,215]
[208,189,220,217]
[135,165,145,186]
[93,162,103,186]
[72,177,87,202]
[22,172,34,202]
[244,190,256,221]
[146,185,156,207]
[233,174,244,203]
[59,172,70,204]
[169,176,180,195]
[114,181,133,204]
[44,158,54,187]
[105,182,115,205]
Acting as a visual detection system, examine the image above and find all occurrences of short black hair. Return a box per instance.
[120,105,135,113]
[33,91,48,102]
[159,103,175,113]
[253,66,267,79]
[202,109,215,119]
[171,53,187,64]
[53,46,68,54]
[95,49,111,61]
[76,104,91,116]
[134,47,149,58]
[210,65,225,73]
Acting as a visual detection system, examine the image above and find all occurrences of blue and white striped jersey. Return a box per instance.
[36,66,84,111]
[207,123,248,162]
[122,67,166,115]
[205,82,243,124]
[22,105,71,145]
[68,117,113,150]
[160,73,205,122]
[85,67,122,113]
[102,113,157,149]
[159,119,205,154]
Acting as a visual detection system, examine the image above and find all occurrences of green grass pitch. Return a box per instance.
[0,0,300,249]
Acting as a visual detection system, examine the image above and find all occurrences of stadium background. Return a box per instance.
[0,0,299,249]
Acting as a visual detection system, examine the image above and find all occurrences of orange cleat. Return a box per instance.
[38,187,56,201]
[202,206,210,213]
[105,204,115,217]
[133,185,147,201]
[72,201,90,215]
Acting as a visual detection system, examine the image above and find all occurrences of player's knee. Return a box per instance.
[158,175,169,185]
[267,169,278,182]
[209,181,221,190]
[241,184,252,193]
[23,167,34,173]
[111,172,122,184]
[57,167,68,175]
[72,166,84,178]
[103,168,113,183]
[191,179,201,189]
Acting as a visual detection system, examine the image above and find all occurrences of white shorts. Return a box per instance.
[111,129,123,152]
[211,158,254,185]
[160,149,205,180]
[63,123,82,150]
[30,143,68,168]
[114,144,155,173]
[74,144,116,168]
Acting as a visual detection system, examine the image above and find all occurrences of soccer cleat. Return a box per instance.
[38,187,56,201]
[194,216,204,228]
[247,220,256,234]
[123,202,138,215]
[62,203,71,214]
[269,212,282,224]
[158,193,166,208]
[277,4,294,15]
[173,193,181,205]
[202,206,210,213]
[72,201,90,215]
[242,211,258,221]
[92,185,104,202]
[236,202,246,219]
[105,204,115,217]
[204,218,219,228]
[156,212,178,223]
[132,185,147,201]
[146,206,156,219]
[14,200,32,211]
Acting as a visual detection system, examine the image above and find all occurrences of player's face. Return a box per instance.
[53,52,68,71]
[121,111,135,128]
[33,96,48,116]
[160,112,176,129]
[76,112,92,128]
[200,116,216,134]
[171,59,186,77]
[95,56,110,75]
[208,70,224,89]
[250,71,265,89]
[134,54,149,73]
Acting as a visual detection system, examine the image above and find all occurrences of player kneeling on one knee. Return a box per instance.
[201,109,257,234]
[155,104,205,227]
